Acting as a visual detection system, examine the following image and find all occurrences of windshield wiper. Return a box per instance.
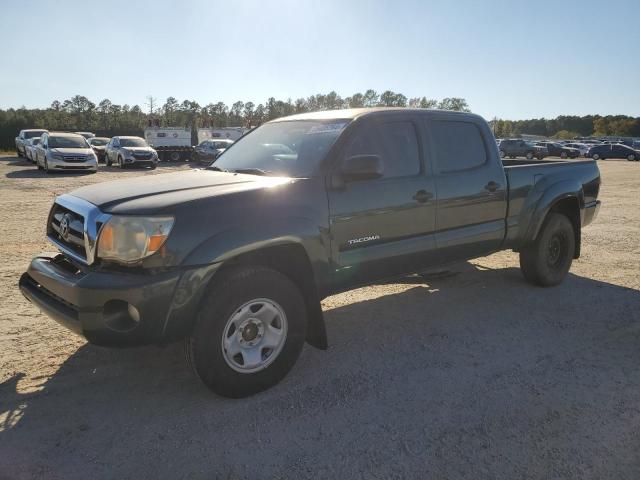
[231,168,270,176]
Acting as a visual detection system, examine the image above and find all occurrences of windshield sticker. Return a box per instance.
[306,122,348,135]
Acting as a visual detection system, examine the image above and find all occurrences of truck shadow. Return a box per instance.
[2,264,640,477]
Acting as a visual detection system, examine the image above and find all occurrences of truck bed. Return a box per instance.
[502,158,601,247]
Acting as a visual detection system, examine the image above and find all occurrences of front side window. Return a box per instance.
[213,120,349,177]
[342,121,420,179]
[431,121,487,172]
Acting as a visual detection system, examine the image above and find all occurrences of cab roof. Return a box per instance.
[269,107,478,123]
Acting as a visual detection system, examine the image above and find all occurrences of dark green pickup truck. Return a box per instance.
[20,108,601,397]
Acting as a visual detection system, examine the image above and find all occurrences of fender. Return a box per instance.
[182,216,331,350]
[519,178,584,246]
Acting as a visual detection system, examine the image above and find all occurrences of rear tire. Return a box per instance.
[499,150,506,159]
[118,156,124,168]
[627,154,636,161]
[526,151,534,160]
[520,213,575,287]
[592,153,600,160]
[185,266,307,398]
[169,151,181,162]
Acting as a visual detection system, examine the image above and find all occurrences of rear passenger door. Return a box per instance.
[328,114,437,289]
[427,115,507,261]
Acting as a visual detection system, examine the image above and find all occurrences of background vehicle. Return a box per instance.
[499,139,547,159]
[20,108,601,398]
[198,127,250,142]
[87,137,110,162]
[564,142,591,157]
[75,131,95,139]
[105,136,158,168]
[192,139,234,163]
[536,141,580,159]
[33,132,98,174]
[589,143,639,161]
[15,129,48,157]
[144,127,192,161]
[24,137,41,162]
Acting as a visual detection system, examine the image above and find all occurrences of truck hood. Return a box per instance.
[69,169,294,214]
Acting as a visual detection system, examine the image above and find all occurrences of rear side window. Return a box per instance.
[344,121,420,178]
[431,121,486,172]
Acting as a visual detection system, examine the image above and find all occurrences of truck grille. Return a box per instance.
[49,204,87,260]
[46,195,112,265]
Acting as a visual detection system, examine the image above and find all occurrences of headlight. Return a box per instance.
[97,216,174,264]
[52,153,64,161]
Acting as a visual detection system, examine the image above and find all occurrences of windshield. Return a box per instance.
[25,130,46,139]
[120,138,148,147]
[89,138,109,146]
[49,136,89,148]
[211,120,350,177]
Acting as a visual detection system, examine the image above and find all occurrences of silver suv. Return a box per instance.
[105,136,158,169]
[34,132,98,174]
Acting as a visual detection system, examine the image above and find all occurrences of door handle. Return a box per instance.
[413,190,433,203]
[484,181,501,192]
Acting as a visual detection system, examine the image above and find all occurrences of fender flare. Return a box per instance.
[520,179,584,246]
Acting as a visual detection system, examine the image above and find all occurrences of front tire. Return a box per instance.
[520,213,575,287]
[118,155,124,168]
[186,266,307,398]
[592,153,600,160]
[499,150,506,159]
[627,154,636,161]
[526,151,534,160]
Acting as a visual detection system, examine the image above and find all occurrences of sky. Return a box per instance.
[1,0,639,120]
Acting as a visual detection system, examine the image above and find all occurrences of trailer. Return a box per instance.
[144,127,193,161]
[197,127,251,143]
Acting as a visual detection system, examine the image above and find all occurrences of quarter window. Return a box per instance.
[431,121,487,172]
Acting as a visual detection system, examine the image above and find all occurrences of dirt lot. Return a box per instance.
[0,155,639,479]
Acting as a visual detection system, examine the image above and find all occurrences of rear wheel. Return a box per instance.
[560,151,568,159]
[169,151,181,162]
[526,151,534,160]
[520,213,575,287]
[185,266,307,398]
[627,154,636,161]
[499,150,506,159]
[592,153,600,160]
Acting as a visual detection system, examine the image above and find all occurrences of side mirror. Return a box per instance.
[340,154,383,182]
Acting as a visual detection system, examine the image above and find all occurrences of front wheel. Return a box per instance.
[526,151,534,160]
[520,213,575,287]
[560,151,568,159]
[185,266,307,398]
[592,153,600,160]
[499,150,506,159]
[627,154,636,161]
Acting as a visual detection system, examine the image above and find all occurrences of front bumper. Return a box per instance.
[19,254,220,346]
[583,200,601,227]
[49,158,98,171]
[124,156,157,167]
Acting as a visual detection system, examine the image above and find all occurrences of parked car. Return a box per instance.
[499,139,547,160]
[192,139,234,163]
[536,141,580,159]
[87,137,110,162]
[19,108,601,398]
[24,137,42,162]
[75,131,96,139]
[33,132,98,174]
[15,129,48,157]
[588,143,639,161]
[105,136,158,169]
[564,143,591,157]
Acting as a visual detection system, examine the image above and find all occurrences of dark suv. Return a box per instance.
[499,139,546,160]
[536,141,580,159]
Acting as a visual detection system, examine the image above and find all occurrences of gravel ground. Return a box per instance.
[0,156,639,479]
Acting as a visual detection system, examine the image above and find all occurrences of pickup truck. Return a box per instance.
[19,108,601,398]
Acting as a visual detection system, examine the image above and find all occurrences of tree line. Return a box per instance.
[490,115,640,139]
[1,89,637,149]
[0,90,468,149]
